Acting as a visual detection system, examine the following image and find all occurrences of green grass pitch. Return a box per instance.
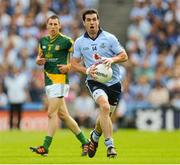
[0,129,180,164]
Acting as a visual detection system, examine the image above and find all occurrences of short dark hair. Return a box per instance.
[82,9,99,21]
[47,15,60,24]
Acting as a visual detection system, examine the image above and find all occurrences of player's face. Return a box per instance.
[83,14,99,35]
[47,18,61,37]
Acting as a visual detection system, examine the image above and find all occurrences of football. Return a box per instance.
[94,63,112,83]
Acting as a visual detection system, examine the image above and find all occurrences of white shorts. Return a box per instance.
[45,84,69,98]
[92,89,108,102]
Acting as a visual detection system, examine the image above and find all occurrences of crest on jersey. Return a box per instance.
[93,53,102,61]
[100,43,106,48]
[55,45,60,50]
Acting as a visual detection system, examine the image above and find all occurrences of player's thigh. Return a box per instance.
[86,80,108,102]
[45,83,70,114]
[57,98,70,117]
[48,97,60,114]
[95,94,109,107]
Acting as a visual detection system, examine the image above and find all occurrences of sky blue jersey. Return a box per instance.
[73,29,125,86]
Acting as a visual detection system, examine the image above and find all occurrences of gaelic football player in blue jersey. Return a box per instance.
[71,9,128,158]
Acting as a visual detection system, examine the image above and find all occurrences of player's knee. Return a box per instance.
[58,111,69,121]
[100,102,110,114]
[47,111,57,119]
[58,114,66,121]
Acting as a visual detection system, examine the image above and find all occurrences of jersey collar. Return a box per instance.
[84,28,102,41]
[49,32,61,43]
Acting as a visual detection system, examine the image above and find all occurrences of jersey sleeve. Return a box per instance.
[72,39,82,58]
[68,38,74,53]
[38,38,43,54]
[38,44,43,54]
[110,35,124,55]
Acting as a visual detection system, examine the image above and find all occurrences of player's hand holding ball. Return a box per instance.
[86,62,112,84]
[93,53,114,68]
[102,57,114,68]
[86,64,97,79]
[94,63,112,83]
[86,54,113,83]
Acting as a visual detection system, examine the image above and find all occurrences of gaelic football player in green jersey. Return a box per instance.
[30,15,89,156]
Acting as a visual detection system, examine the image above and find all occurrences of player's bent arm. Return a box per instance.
[36,54,46,65]
[102,50,128,67]
[112,50,128,64]
[71,57,97,78]
[71,57,87,74]
[36,45,46,65]
[57,64,71,74]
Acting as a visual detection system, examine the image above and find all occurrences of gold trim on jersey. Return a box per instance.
[60,33,74,52]
[38,45,42,52]
[45,72,66,84]
[50,33,60,43]
[68,38,74,52]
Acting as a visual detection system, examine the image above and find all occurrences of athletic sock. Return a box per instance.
[43,136,52,151]
[92,130,101,143]
[76,131,89,145]
[105,138,114,149]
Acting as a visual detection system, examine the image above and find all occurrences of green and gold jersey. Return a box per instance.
[38,33,73,86]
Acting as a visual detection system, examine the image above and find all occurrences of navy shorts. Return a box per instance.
[86,80,122,106]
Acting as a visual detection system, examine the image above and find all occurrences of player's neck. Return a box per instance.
[87,32,98,39]
[49,32,59,39]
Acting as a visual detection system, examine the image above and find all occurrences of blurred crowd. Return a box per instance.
[0,0,99,128]
[117,0,180,126]
[0,0,180,128]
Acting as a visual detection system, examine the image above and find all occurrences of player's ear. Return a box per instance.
[59,23,61,31]
[97,19,100,26]
[83,21,86,27]
[46,22,50,30]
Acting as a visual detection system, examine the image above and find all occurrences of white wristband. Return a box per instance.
[86,67,90,75]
